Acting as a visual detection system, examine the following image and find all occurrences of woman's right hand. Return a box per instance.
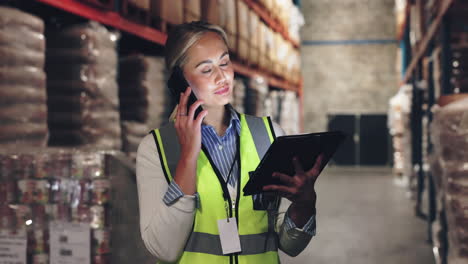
[175,86,208,163]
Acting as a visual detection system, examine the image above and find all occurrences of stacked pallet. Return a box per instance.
[0,151,112,263]
[431,97,468,263]
[388,84,413,185]
[46,22,121,150]
[0,7,48,149]
[232,78,246,114]
[119,55,170,154]
[245,76,268,116]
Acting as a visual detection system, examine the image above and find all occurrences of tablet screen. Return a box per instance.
[243,131,346,195]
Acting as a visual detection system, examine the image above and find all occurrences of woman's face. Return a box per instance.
[182,32,234,108]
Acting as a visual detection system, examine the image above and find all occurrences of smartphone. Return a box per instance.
[167,67,203,118]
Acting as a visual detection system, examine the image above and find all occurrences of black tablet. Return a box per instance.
[243,131,346,195]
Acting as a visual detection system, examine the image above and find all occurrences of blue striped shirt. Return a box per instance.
[162,107,316,235]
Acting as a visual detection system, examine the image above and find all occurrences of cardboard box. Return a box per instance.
[275,33,287,77]
[237,35,249,61]
[248,10,259,49]
[224,0,237,34]
[249,47,259,66]
[237,0,249,39]
[259,0,273,12]
[265,28,276,72]
[201,0,222,25]
[227,31,237,53]
[183,0,201,23]
[258,22,267,59]
[150,0,183,25]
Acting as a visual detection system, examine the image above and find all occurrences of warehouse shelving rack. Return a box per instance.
[32,0,303,98]
[399,0,459,263]
[243,0,299,49]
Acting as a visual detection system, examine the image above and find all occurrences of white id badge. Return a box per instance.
[217,218,242,255]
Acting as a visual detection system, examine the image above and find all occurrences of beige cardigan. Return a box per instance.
[136,122,314,262]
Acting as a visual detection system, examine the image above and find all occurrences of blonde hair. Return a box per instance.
[165,22,230,121]
[164,21,229,74]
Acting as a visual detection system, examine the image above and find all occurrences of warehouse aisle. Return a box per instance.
[280,167,435,264]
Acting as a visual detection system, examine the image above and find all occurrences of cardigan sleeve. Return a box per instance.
[136,134,197,262]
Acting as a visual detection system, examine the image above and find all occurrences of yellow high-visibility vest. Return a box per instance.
[152,113,280,264]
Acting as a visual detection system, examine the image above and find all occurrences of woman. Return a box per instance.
[136,21,322,263]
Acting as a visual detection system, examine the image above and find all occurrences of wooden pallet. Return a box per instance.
[79,0,114,10]
[121,0,150,26]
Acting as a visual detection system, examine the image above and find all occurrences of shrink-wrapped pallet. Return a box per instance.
[431,97,468,263]
[0,150,156,263]
[118,55,170,155]
[264,90,282,123]
[118,55,170,129]
[388,85,413,184]
[0,7,48,149]
[121,121,149,153]
[232,78,246,114]
[46,22,121,150]
[279,91,300,135]
[245,76,268,116]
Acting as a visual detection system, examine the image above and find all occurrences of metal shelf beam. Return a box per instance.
[402,0,455,84]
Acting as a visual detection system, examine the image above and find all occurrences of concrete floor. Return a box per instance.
[280,167,436,264]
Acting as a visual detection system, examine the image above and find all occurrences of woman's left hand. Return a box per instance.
[263,154,325,206]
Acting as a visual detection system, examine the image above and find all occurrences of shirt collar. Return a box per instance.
[201,104,240,135]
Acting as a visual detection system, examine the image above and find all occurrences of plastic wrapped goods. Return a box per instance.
[245,76,268,116]
[431,97,468,263]
[279,91,300,135]
[0,7,44,33]
[264,90,282,123]
[0,46,45,68]
[0,7,48,149]
[46,22,121,149]
[119,55,171,131]
[0,150,120,263]
[388,85,413,183]
[121,121,149,153]
[0,85,46,105]
[232,78,246,114]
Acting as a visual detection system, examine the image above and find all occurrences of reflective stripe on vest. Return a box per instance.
[152,114,279,264]
[151,114,275,183]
